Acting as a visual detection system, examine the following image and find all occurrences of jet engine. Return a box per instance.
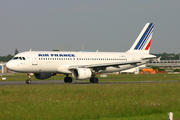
[34,73,56,79]
[72,68,92,80]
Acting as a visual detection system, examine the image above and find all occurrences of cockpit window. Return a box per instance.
[13,57,18,60]
[13,57,26,60]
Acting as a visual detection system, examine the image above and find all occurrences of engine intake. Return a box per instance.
[72,68,92,80]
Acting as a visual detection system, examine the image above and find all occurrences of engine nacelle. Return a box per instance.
[34,73,56,79]
[72,68,92,80]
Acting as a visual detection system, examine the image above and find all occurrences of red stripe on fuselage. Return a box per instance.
[145,39,151,50]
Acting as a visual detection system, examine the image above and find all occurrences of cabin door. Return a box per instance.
[32,54,38,65]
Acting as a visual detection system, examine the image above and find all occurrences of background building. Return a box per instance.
[147,60,180,68]
[0,62,12,74]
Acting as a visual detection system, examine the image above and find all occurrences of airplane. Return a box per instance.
[6,23,156,84]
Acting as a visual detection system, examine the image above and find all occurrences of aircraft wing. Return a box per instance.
[69,60,148,69]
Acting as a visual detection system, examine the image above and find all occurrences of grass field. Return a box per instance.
[0,73,180,120]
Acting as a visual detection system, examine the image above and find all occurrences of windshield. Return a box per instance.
[13,57,26,60]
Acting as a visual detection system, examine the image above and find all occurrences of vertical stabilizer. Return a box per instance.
[127,23,154,54]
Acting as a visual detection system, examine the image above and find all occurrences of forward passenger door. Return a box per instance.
[32,54,38,65]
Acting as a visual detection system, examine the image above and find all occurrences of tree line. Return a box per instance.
[153,53,180,60]
[0,49,18,62]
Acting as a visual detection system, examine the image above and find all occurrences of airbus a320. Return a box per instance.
[6,23,156,84]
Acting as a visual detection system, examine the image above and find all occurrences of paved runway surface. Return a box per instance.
[0,80,180,86]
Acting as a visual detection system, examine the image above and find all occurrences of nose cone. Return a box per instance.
[6,61,16,71]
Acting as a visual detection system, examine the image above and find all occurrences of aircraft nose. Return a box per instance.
[6,61,16,71]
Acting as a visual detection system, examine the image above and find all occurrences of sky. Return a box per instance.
[0,0,180,56]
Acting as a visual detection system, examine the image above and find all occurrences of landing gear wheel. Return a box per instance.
[26,79,31,84]
[94,77,99,83]
[90,77,99,83]
[90,78,93,83]
[64,77,73,83]
[26,73,31,84]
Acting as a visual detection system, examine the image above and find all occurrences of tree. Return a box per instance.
[6,54,14,61]
[15,48,19,55]
[0,54,13,62]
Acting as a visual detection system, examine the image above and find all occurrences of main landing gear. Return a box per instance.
[90,72,99,83]
[26,73,31,84]
[63,74,99,83]
[90,77,99,83]
[64,74,73,83]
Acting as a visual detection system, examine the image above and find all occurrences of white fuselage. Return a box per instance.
[6,51,148,74]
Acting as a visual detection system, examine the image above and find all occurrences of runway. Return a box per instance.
[0,80,180,86]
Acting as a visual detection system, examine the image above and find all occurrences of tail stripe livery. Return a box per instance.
[145,39,151,50]
[127,23,154,54]
[138,24,154,50]
[134,23,154,50]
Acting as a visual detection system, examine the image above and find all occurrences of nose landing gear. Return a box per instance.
[26,73,31,84]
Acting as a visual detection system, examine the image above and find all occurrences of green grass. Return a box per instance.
[1,83,180,119]
[0,73,180,119]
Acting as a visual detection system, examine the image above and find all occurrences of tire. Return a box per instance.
[90,77,99,83]
[68,77,73,83]
[90,78,93,83]
[94,77,99,83]
[26,79,31,84]
[64,77,73,83]
[64,77,68,83]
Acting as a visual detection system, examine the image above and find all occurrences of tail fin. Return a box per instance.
[127,23,154,54]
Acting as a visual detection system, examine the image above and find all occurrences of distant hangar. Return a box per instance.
[0,62,12,74]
